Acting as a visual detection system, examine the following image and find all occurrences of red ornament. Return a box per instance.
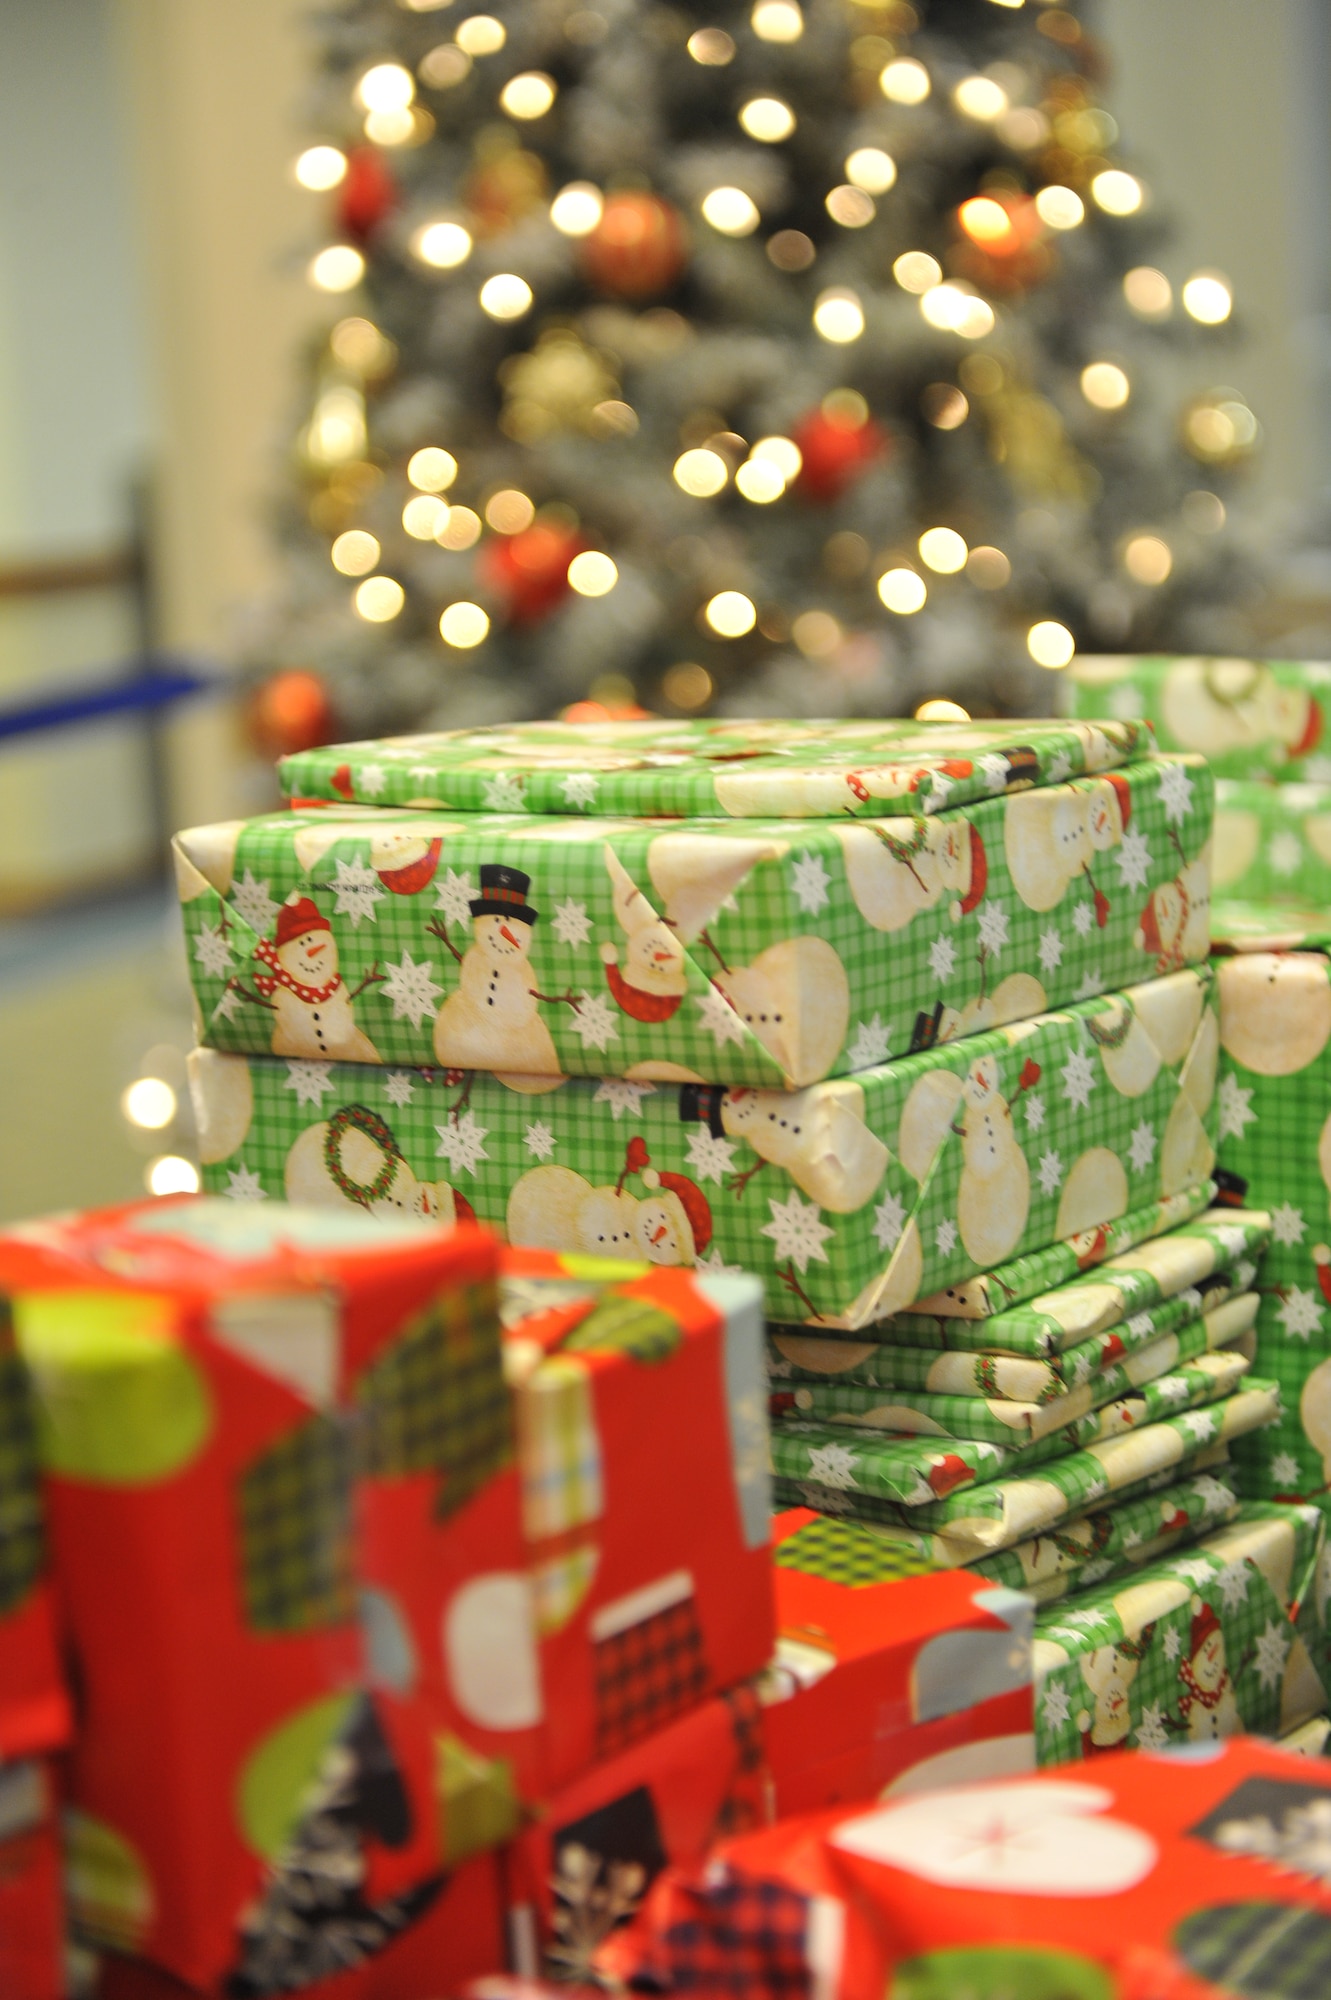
[249,670,335,757]
[792,406,889,503]
[580,192,689,299]
[337,147,398,242]
[479,523,582,623]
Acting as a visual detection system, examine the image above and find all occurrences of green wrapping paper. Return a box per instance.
[773,1293,1257,1445]
[1214,780,1331,903]
[189,965,1220,1329]
[176,750,1211,1090]
[1062,654,1331,781]
[1033,1500,1329,1760]
[773,1378,1280,1542]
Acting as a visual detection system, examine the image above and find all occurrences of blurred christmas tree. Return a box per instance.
[249,0,1268,751]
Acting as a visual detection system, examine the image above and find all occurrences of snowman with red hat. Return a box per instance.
[836,814,988,936]
[232,893,384,1061]
[1004,773,1131,922]
[1177,1595,1241,1741]
[429,864,580,1077]
[1135,834,1213,974]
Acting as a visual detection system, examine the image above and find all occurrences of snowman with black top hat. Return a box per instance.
[429,864,580,1076]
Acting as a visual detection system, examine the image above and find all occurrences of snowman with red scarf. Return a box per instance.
[238,894,383,1061]
[1177,1596,1241,1741]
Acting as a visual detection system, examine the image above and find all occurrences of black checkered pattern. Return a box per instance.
[774,1515,934,1588]
[656,1873,812,1997]
[594,1597,709,1760]
[356,1281,512,1520]
[0,1337,44,1617]
[1175,1902,1331,2000]
[238,1413,355,1634]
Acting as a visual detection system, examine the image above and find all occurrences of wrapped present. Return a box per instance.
[1214,778,1331,902]
[1213,912,1331,1516]
[0,1197,532,1993]
[176,734,1210,1091]
[0,1761,63,2000]
[1063,651,1331,780]
[594,1736,1331,2000]
[762,1508,1033,1816]
[501,1688,768,1986]
[190,964,1220,1329]
[0,1304,70,1770]
[970,1467,1243,1602]
[499,1251,772,1788]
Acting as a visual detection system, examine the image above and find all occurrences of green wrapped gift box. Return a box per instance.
[176,730,1210,1091]
[1062,653,1331,781]
[190,965,1219,1328]
[1213,778,1331,903]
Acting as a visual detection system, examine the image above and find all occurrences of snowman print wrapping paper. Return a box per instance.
[174,746,1212,1091]
[189,962,1220,1328]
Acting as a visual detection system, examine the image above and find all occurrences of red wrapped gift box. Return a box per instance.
[761,1509,1034,1815]
[500,1251,773,1791]
[0,1761,64,2000]
[0,1197,532,1993]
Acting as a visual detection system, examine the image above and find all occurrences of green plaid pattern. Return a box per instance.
[237,1412,355,1633]
[516,1355,603,1540]
[774,1514,936,1585]
[182,749,1208,1090]
[281,716,1152,817]
[356,1281,512,1520]
[773,1379,1280,1550]
[973,1467,1242,1602]
[1061,654,1331,782]
[0,1336,44,1617]
[1174,1903,1331,2000]
[194,962,1220,1328]
[562,1294,682,1362]
[776,1307,1255,1446]
[1034,1500,1328,1765]
[1214,779,1331,903]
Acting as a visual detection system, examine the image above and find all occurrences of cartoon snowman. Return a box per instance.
[1298,1350,1331,1497]
[598,846,688,1024]
[430,865,579,1076]
[1072,1627,1154,1757]
[231,894,384,1062]
[1003,776,1130,919]
[710,938,851,1088]
[1135,839,1212,975]
[1176,1598,1241,1742]
[369,829,442,896]
[506,1138,712,1267]
[894,1053,1038,1270]
[1218,950,1331,1077]
[285,1103,473,1226]
[1159,657,1322,766]
[835,817,988,935]
[679,1080,889,1214]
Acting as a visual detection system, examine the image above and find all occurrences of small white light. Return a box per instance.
[752,0,803,41]
[414,220,473,268]
[739,96,796,143]
[893,251,942,294]
[1091,169,1144,216]
[355,576,406,622]
[455,14,506,54]
[364,106,417,146]
[408,447,458,492]
[673,449,729,497]
[845,148,896,195]
[1028,620,1075,668]
[403,495,449,539]
[954,76,1008,121]
[294,146,347,191]
[1035,185,1084,230]
[1081,361,1130,410]
[147,1155,200,1198]
[122,1077,177,1130]
[877,568,927,614]
[704,591,757,637]
[735,458,786,503]
[920,284,994,338]
[479,273,533,319]
[1182,271,1233,325]
[437,506,483,549]
[356,63,415,113]
[751,435,802,481]
[331,530,381,576]
[915,698,971,721]
[880,58,930,105]
[500,71,557,119]
[440,601,491,646]
[919,527,968,574]
[687,27,735,64]
[1124,266,1172,317]
[1124,534,1173,585]
[826,185,876,228]
[309,245,365,292]
[568,551,618,596]
[701,186,761,236]
[813,287,865,343]
[550,183,604,236]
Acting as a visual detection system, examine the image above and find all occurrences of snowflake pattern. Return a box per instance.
[560,772,599,809]
[593,1078,655,1121]
[1134,1704,1171,1751]
[1253,1619,1291,1692]
[1162,1625,1183,1663]
[696,984,747,1049]
[232,869,280,934]
[698,1245,744,1278]
[1214,1224,1251,1259]
[686,1129,737,1183]
[1041,1682,1072,1729]
[1060,1046,1097,1111]
[435,869,476,928]
[1269,829,1303,877]
[482,773,526,812]
[1217,1072,1256,1142]
[1181,1411,1217,1443]
[1278,1288,1323,1341]
[1070,1347,1097,1386]
[1072,902,1095,937]
[1128,1121,1157,1173]
[568,991,620,1051]
[976,901,1009,955]
[551,897,593,948]
[225,1164,267,1203]
[789,851,831,915]
[1037,1149,1064,1196]
[1272,1451,1302,1488]
[331,857,384,927]
[1158,762,1194,824]
[213,983,243,1022]
[934,1218,958,1256]
[1074,968,1104,1001]
[1025,1093,1046,1131]
[761,1190,835,1272]
[928,934,957,984]
[434,1110,490,1176]
[1272,1201,1306,1247]
[872,1190,907,1252]
[194,922,234,977]
[1115,829,1153,891]
[357,763,387,799]
[380,953,443,1028]
[1038,927,1064,976]
[384,1071,415,1107]
[805,1440,859,1490]
[979,753,1010,793]
[1216,1561,1252,1610]
[284,1061,334,1108]
[1192,1475,1234,1519]
[524,1121,556,1161]
[847,1015,892,1069]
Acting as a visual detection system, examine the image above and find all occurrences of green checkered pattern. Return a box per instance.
[1061,654,1331,781]
[562,1294,682,1362]
[195,962,1220,1328]
[774,1514,939,1586]
[280,716,1153,817]
[773,1379,1280,1550]
[1174,1902,1331,2000]
[356,1281,512,1520]
[182,750,1209,1090]
[0,1333,44,1618]
[1034,1500,1328,1765]
[517,1355,603,1541]
[973,1467,1242,1603]
[776,1310,1254,1446]
[237,1412,355,1633]
[1214,780,1331,903]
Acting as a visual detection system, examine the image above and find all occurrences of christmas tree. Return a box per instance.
[251,0,1266,751]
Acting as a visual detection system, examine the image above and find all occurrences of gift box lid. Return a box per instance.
[279,716,1154,820]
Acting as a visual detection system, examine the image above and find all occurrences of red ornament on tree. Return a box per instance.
[793,401,889,503]
[580,192,689,299]
[337,147,398,242]
[249,670,335,757]
[479,523,582,623]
